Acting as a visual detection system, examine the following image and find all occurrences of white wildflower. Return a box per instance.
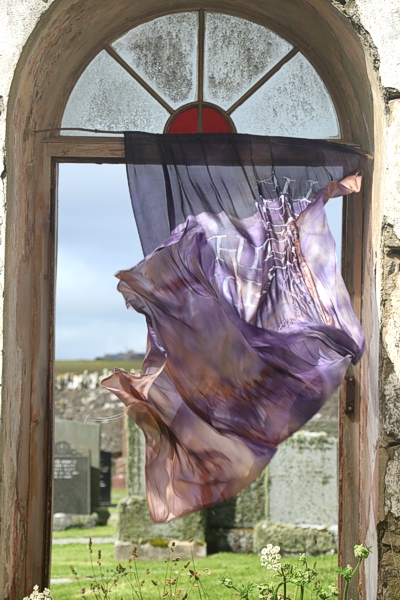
[260,544,281,571]
[23,585,53,600]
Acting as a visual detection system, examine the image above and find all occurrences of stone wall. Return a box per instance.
[54,371,125,458]
[379,215,400,599]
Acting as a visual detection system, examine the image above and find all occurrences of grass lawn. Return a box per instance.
[110,489,127,504]
[52,523,117,539]
[55,360,143,376]
[50,543,339,600]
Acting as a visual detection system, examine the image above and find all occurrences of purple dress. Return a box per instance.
[102,133,366,523]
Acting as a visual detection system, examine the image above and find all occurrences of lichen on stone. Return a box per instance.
[253,521,336,556]
[117,495,206,544]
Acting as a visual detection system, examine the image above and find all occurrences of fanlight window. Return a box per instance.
[62,12,340,138]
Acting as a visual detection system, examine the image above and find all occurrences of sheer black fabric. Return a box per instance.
[124,132,367,255]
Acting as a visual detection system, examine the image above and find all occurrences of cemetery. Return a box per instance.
[48,365,375,600]
[50,368,341,598]
[1,1,400,599]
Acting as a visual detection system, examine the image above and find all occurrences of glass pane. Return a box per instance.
[231,52,339,138]
[168,107,199,133]
[62,50,169,136]
[167,107,232,133]
[112,13,198,110]
[202,107,231,133]
[204,13,293,110]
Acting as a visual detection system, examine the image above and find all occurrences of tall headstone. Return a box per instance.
[253,431,338,555]
[54,441,91,515]
[126,418,146,497]
[55,420,101,511]
[268,431,338,526]
[100,450,112,505]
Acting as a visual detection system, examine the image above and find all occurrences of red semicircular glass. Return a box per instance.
[167,107,232,134]
[203,107,231,133]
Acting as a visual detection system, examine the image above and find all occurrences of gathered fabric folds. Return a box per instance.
[102,133,367,523]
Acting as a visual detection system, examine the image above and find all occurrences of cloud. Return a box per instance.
[56,163,147,359]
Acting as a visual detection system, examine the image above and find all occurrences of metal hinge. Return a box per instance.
[344,374,356,414]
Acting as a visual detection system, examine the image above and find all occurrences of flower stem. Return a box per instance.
[343,558,362,600]
[343,580,350,600]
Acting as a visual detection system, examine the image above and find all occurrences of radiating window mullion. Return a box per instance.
[198,9,205,132]
[61,50,169,135]
[110,13,198,110]
[104,45,174,114]
[231,51,340,138]
[226,47,300,115]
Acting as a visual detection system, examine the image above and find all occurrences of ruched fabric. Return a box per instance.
[102,133,367,522]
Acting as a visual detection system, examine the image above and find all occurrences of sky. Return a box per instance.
[56,163,147,359]
[56,163,342,360]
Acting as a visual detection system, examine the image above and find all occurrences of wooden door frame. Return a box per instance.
[1,1,381,597]
[46,134,365,587]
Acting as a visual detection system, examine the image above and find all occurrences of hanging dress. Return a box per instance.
[102,133,367,523]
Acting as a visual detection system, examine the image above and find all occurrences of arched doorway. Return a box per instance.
[1,1,381,597]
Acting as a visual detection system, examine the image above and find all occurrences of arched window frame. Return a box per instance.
[60,9,341,139]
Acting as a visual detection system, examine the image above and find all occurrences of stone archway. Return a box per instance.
[0,1,382,597]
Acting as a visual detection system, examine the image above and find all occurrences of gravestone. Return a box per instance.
[268,431,338,526]
[100,450,112,505]
[55,419,101,511]
[253,431,338,555]
[54,440,91,515]
[116,417,207,559]
[121,405,339,555]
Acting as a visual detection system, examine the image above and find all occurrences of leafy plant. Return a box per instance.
[220,543,371,600]
[70,537,211,599]
[337,545,372,600]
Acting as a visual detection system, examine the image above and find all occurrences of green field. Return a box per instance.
[55,360,143,376]
[49,546,339,600]
[52,523,117,539]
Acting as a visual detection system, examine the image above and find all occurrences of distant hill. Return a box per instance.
[95,350,145,361]
[55,359,143,376]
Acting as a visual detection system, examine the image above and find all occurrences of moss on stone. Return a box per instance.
[117,495,206,544]
[149,537,169,548]
[254,521,336,556]
[206,527,254,554]
[92,506,110,526]
[126,418,146,497]
[235,470,268,527]
[285,431,335,452]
